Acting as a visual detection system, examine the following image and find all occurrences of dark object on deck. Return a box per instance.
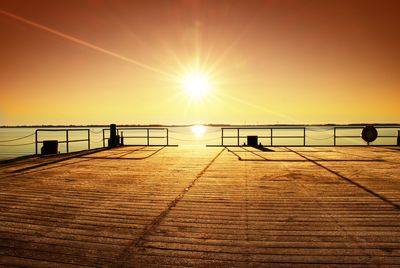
[397,130,400,146]
[108,124,120,147]
[361,125,378,144]
[247,136,258,147]
[41,140,58,155]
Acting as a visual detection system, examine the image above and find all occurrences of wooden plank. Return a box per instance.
[0,146,399,267]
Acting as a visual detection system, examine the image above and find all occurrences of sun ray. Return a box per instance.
[214,91,300,123]
[0,9,177,80]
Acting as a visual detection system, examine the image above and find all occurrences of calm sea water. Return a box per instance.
[0,126,398,160]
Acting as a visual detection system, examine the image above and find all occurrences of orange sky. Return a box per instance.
[0,0,399,125]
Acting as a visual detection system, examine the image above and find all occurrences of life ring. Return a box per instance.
[361,125,378,143]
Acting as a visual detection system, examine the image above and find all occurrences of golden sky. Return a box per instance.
[0,0,399,125]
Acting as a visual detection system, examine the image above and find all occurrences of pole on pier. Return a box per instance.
[237,128,240,146]
[271,128,273,146]
[102,129,105,148]
[35,130,38,155]
[109,124,118,147]
[221,129,224,146]
[333,128,336,146]
[87,130,90,150]
[66,130,69,153]
[397,130,400,146]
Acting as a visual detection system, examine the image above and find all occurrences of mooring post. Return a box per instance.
[109,124,117,147]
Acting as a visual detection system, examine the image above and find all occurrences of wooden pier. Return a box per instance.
[0,146,399,267]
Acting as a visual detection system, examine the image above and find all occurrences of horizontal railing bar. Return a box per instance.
[66,139,89,143]
[223,136,271,138]
[336,135,397,138]
[123,136,167,139]
[209,144,397,147]
[117,128,167,130]
[223,136,304,138]
[36,129,89,131]
[123,144,178,146]
[335,135,360,138]
[270,136,305,138]
[335,126,400,129]
[221,127,306,130]
[36,139,89,143]
[221,126,400,130]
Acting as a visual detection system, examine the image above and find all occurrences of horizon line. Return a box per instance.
[1,123,400,128]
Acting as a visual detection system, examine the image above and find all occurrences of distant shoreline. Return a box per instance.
[1,123,400,128]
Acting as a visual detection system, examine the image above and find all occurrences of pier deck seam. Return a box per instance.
[113,148,225,267]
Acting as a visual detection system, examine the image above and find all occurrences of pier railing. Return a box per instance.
[215,125,400,147]
[221,127,306,147]
[35,129,90,155]
[333,126,399,146]
[102,127,172,147]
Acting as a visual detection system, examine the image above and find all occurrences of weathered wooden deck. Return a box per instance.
[0,146,399,267]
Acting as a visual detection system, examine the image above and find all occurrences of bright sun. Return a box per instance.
[191,125,206,138]
[182,72,210,99]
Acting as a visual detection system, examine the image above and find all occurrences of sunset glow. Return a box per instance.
[0,1,399,125]
[182,72,210,99]
[191,125,206,138]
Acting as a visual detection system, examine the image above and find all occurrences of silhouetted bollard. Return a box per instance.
[41,140,58,155]
[108,124,119,147]
[110,124,117,139]
[247,136,258,147]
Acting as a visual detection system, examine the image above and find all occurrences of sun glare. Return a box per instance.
[182,72,210,99]
[191,125,206,138]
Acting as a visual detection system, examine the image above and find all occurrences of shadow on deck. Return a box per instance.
[0,146,399,267]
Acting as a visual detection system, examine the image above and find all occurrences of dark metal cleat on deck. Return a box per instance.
[41,140,59,155]
[246,135,272,151]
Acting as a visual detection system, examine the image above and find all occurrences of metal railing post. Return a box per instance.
[397,130,400,146]
[87,130,90,150]
[35,130,38,155]
[102,129,105,148]
[66,130,69,153]
[166,129,169,146]
[237,128,240,146]
[334,127,336,146]
[147,129,150,146]
[303,128,306,146]
[271,128,273,146]
[221,129,224,146]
